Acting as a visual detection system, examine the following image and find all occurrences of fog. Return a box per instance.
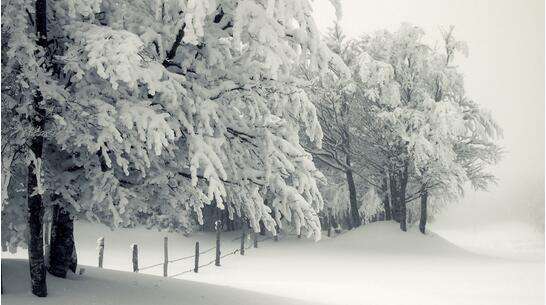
[312,0,545,227]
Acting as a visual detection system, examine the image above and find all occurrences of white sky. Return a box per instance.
[312,0,545,226]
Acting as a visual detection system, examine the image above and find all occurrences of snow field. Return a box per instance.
[3,221,543,305]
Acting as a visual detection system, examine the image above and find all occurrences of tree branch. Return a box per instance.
[163,23,186,64]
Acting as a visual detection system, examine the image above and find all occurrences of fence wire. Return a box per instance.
[168,254,195,263]
[129,230,343,276]
[138,262,163,271]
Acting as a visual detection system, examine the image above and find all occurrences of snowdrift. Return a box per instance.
[1,259,313,305]
[315,221,478,257]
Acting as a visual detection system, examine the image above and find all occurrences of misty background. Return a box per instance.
[312,0,545,230]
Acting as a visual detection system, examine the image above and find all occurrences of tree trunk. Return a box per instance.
[27,0,48,297]
[331,215,340,233]
[48,205,77,278]
[382,178,392,221]
[27,164,47,297]
[345,169,361,228]
[345,213,353,230]
[259,220,266,236]
[383,194,391,221]
[389,174,400,223]
[272,209,281,238]
[399,165,408,232]
[326,210,332,237]
[419,189,428,234]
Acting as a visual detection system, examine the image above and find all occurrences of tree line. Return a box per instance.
[1,0,500,298]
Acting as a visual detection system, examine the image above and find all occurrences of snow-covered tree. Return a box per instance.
[301,23,369,228]
[307,23,501,233]
[2,0,343,296]
[358,186,383,224]
[355,24,502,232]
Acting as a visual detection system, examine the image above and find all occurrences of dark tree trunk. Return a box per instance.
[201,206,244,232]
[259,220,266,236]
[331,215,340,233]
[419,189,428,234]
[345,213,353,230]
[398,165,409,232]
[48,205,77,278]
[221,209,234,231]
[382,178,392,221]
[389,174,400,223]
[345,169,361,228]
[201,205,216,231]
[27,0,48,297]
[326,210,332,237]
[27,163,47,297]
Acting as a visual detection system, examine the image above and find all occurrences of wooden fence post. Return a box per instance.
[163,237,168,277]
[97,237,104,268]
[194,242,199,273]
[215,221,221,266]
[132,244,138,272]
[240,229,245,255]
[253,231,258,248]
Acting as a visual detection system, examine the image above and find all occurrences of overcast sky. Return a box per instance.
[312,0,544,226]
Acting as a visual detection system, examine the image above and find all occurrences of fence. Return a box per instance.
[94,224,344,279]
[95,228,279,278]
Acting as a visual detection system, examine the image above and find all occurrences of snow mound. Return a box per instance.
[322,221,477,257]
[1,259,313,305]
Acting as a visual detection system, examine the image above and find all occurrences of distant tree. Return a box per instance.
[302,23,372,229]
[308,23,502,233]
[359,186,383,224]
[355,24,502,232]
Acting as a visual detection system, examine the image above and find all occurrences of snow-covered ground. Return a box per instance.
[3,221,544,305]
[1,259,313,305]
[432,221,544,260]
